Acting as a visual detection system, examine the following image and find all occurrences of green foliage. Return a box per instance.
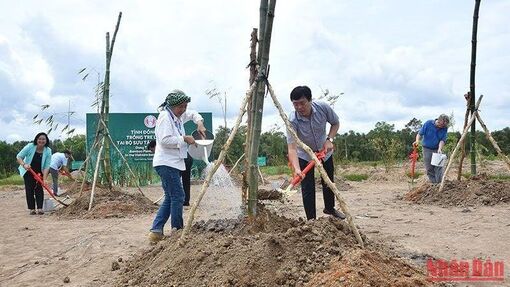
[258,128,288,166]
[212,126,247,166]
[342,173,369,182]
[259,165,291,176]
[368,122,403,172]
[0,174,23,186]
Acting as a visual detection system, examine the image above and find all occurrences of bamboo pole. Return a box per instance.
[101,12,122,190]
[243,28,259,204]
[266,81,364,248]
[468,0,481,175]
[457,93,471,180]
[89,136,105,211]
[179,82,257,246]
[247,0,276,217]
[439,96,483,192]
[475,113,510,172]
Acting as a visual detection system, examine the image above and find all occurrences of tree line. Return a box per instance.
[0,135,86,179]
[2,123,509,179]
[212,119,510,169]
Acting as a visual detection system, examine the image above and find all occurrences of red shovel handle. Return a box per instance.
[289,149,327,186]
[27,168,69,207]
[409,145,419,178]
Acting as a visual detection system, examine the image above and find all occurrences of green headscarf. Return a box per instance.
[163,89,191,107]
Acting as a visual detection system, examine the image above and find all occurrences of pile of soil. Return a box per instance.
[258,188,283,200]
[115,207,429,286]
[405,177,510,207]
[55,188,157,219]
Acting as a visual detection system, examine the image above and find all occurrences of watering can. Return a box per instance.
[187,130,214,163]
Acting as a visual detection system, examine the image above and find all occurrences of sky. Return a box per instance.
[0,0,509,143]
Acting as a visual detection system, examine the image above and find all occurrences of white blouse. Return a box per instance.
[152,109,203,171]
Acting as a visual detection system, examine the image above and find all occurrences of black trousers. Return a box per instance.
[299,155,335,220]
[23,172,44,210]
[182,154,193,205]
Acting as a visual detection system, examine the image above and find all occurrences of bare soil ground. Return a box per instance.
[405,178,510,207]
[1,161,509,286]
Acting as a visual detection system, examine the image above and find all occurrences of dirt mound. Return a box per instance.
[306,249,429,286]
[55,188,157,219]
[405,178,510,207]
[115,208,428,286]
[257,188,283,200]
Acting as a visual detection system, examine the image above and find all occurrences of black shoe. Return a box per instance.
[323,208,346,220]
[183,203,190,207]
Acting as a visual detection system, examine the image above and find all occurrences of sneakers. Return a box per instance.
[37,210,44,215]
[323,208,346,220]
[148,231,164,244]
[29,210,36,215]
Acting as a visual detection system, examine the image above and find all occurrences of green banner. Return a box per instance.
[86,112,212,185]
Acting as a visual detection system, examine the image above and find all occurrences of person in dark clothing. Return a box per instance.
[16,132,52,215]
[286,86,345,220]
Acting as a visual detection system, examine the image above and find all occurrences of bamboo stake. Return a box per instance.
[89,136,105,211]
[439,96,483,192]
[179,82,257,246]
[229,153,245,175]
[101,12,122,190]
[468,0,482,175]
[243,28,259,205]
[247,0,276,216]
[258,165,265,184]
[100,118,146,197]
[475,113,510,172]
[266,81,364,248]
[79,138,101,197]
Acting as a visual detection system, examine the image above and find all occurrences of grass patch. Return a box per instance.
[405,171,423,179]
[489,174,510,181]
[0,174,24,186]
[260,165,291,176]
[342,173,369,182]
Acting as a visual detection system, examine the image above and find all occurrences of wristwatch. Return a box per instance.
[326,137,334,143]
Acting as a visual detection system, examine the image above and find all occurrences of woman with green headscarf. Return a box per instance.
[149,89,206,243]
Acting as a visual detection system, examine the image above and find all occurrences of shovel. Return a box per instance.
[278,149,327,197]
[27,168,69,207]
[409,144,419,186]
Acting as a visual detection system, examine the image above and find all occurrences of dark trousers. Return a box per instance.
[23,173,44,210]
[300,155,335,220]
[182,154,193,205]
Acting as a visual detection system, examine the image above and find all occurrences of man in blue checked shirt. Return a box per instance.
[286,85,345,220]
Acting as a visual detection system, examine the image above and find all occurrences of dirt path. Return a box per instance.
[1,178,508,286]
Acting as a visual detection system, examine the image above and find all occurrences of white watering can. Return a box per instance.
[187,130,214,164]
[431,152,447,167]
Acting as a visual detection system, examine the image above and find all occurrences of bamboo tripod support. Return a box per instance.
[100,118,146,197]
[439,95,510,192]
[178,82,257,246]
[266,81,364,248]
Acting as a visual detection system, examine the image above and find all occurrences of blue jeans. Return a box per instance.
[151,165,185,234]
